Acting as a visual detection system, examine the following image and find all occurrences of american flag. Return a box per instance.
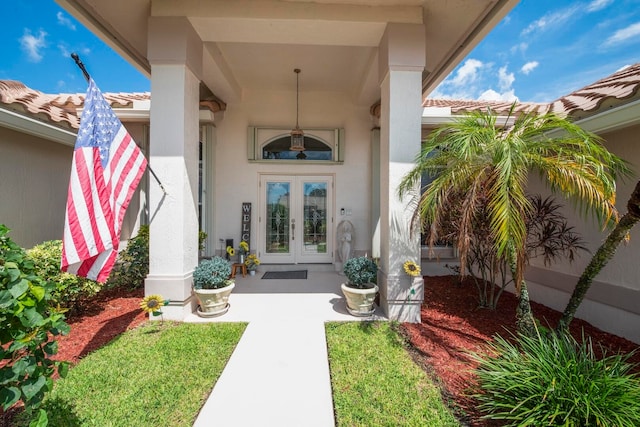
[61,78,147,283]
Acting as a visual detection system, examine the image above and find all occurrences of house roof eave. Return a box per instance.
[0,107,77,147]
[572,98,640,134]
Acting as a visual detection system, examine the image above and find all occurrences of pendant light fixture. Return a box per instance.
[290,68,305,151]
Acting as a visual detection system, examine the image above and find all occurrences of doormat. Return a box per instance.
[262,270,308,280]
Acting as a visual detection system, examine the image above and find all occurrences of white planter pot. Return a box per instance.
[341,283,378,316]
[194,282,235,317]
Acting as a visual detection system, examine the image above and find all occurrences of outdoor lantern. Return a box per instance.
[290,68,305,151]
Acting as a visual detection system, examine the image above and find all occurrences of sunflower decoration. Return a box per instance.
[239,241,249,255]
[140,294,169,316]
[244,253,261,270]
[226,246,235,257]
[403,260,421,277]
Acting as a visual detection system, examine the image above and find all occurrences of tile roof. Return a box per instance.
[549,63,640,120]
[0,80,150,130]
[0,80,80,129]
[422,63,640,120]
[421,98,549,115]
[2,63,640,130]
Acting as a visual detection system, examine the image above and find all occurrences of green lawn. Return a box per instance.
[326,321,459,427]
[16,320,459,427]
[18,322,246,427]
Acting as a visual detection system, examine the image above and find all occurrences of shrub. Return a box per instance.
[343,257,377,288]
[198,230,207,251]
[471,331,640,426]
[107,225,149,289]
[27,240,101,315]
[0,225,70,425]
[439,194,586,309]
[193,256,232,289]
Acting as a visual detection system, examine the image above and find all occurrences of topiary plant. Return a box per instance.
[0,225,70,426]
[343,256,377,288]
[193,256,233,289]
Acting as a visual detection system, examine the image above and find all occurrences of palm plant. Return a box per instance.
[399,106,629,336]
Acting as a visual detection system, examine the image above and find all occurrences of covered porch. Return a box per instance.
[56,0,519,323]
[185,266,387,323]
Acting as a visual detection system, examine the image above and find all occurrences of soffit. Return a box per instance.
[56,0,517,105]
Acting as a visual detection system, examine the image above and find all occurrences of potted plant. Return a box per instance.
[192,256,234,317]
[341,256,378,316]
[244,253,260,276]
[238,241,249,264]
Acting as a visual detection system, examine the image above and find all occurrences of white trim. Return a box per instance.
[0,107,77,146]
[248,126,344,163]
[573,99,640,134]
[421,109,516,127]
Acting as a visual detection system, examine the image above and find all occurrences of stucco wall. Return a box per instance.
[212,88,373,260]
[0,122,148,250]
[525,123,640,343]
[0,127,72,248]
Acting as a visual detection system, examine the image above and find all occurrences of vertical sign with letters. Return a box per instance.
[241,203,251,246]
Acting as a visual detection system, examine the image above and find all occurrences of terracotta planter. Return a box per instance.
[194,281,235,317]
[341,283,378,316]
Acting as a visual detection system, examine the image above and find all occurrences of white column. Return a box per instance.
[144,18,203,320]
[377,24,425,322]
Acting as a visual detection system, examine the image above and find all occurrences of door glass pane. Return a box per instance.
[303,182,327,254]
[266,182,290,253]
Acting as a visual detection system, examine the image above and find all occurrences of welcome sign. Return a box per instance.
[241,203,251,244]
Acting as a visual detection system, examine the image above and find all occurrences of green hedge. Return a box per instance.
[107,225,149,290]
[27,240,101,315]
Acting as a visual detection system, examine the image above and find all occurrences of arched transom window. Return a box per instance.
[247,127,344,163]
[262,135,332,160]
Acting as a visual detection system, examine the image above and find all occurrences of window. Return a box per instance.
[262,135,332,160]
[247,127,344,163]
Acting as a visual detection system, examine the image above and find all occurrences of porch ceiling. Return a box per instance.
[56,0,518,106]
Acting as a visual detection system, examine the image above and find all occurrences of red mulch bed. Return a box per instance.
[400,275,640,426]
[51,287,147,365]
[0,287,147,427]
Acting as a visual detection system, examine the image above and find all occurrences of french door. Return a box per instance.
[259,175,333,264]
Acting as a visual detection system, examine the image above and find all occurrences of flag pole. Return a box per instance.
[71,53,167,195]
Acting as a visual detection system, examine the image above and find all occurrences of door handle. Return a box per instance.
[291,219,295,241]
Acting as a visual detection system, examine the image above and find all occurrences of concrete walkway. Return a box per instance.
[190,270,385,427]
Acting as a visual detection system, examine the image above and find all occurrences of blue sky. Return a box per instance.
[1,1,150,94]
[2,0,640,101]
[431,0,640,102]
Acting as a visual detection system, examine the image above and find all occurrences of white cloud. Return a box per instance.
[498,66,515,91]
[521,6,579,37]
[521,61,539,75]
[57,12,76,30]
[510,42,528,55]
[58,43,70,57]
[586,0,613,12]
[19,29,47,62]
[429,61,521,101]
[478,88,518,102]
[451,59,483,86]
[602,22,640,47]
